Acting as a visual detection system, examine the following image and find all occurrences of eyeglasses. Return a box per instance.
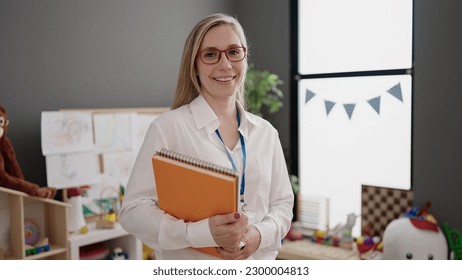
[197,47,246,64]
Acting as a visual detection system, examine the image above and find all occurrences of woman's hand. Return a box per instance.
[217,224,262,260]
[209,212,248,253]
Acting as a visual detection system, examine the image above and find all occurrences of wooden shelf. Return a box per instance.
[68,222,142,260]
[0,186,70,260]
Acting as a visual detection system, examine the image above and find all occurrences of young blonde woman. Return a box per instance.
[119,13,293,260]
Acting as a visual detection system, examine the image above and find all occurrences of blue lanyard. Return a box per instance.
[215,111,247,203]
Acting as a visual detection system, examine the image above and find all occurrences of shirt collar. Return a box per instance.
[189,94,219,133]
[189,94,264,137]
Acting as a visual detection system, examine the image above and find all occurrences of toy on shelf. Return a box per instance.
[442,223,462,260]
[96,187,120,229]
[25,238,51,256]
[0,105,57,199]
[23,219,51,256]
[330,213,359,249]
[24,219,40,246]
[355,235,383,260]
[110,247,128,260]
[67,187,89,234]
[383,201,448,260]
[35,238,51,254]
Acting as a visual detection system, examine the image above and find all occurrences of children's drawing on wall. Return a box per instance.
[45,152,100,188]
[41,109,165,220]
[41,112,93,155]
[93,113,133,153]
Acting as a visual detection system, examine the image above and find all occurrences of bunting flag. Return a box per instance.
[343,104,356,119]
[387,83,403,102]
[304,83,402,119]
[367,96,381,114]
[305,89,316,104]
[324,100,335,116]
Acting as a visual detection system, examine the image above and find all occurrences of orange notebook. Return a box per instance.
[152,148,239,258]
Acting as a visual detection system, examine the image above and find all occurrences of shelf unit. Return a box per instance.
[68,222,142,260]
[0,186,69,260]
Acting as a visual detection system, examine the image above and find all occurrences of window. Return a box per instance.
[293,0,413,235]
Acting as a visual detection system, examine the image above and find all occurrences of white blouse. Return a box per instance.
[118,94,294,259]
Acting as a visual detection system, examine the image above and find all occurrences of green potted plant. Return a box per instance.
[244,64,284,117]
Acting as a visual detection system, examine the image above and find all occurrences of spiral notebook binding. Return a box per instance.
[157,148,238,177]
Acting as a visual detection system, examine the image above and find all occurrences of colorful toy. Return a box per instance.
[110,247,128,260]
[23,218,52,256]
[24,219,40,246]
[355,234,382,258]
[331,213,359,239]
[96,187,119,229]
[383,202,448,259]
[25,238,50,256]
[105,209,117,223]
[0,105,57,199]
[330,213,359,249]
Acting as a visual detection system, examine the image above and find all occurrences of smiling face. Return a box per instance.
[196,24,247,103]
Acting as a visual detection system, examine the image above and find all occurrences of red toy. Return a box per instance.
[0,105,56,199]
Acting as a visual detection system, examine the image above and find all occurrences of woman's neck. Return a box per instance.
[202,93,237,121]
[202,93,240,150]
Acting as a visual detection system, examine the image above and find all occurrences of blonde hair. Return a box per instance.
[171,13,248,110]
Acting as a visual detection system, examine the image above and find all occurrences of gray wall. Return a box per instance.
[413,0,462,231]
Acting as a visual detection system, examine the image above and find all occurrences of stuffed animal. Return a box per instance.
[0,105,56,199]
[383,202,448,260]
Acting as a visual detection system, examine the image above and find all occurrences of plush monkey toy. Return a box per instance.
[0,105,57,199]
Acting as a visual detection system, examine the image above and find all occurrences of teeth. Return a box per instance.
[215,77,233,82]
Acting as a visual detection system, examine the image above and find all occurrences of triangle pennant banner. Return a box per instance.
[305,89,316,104]
[324,100,335,116]
[343,103,356,120]
[367,96,381,114]
[387,83,403,102]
